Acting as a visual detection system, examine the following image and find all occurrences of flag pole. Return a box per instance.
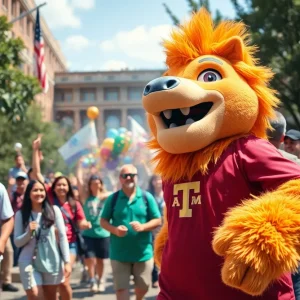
[9,2,47,24]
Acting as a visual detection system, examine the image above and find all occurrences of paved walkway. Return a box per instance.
[1,260,159,299]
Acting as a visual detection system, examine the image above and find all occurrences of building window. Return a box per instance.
[84,76,92,81]
[80,111,90,127]
[127,109,147,129]
[104,110,121,131]
[55,90,73,102]
[2,0,8,11]
[107,75,115,80]
[55,111,74,135]
[19,7,26,32]
[80,88,96,102]
[11,0,17,17]
[61,77,69,82]
[132,75,138,80]
[127,87,143,101]
[27,19,31,38]
[104,87,119,101]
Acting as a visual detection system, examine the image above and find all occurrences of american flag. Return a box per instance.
[34,8,48,93]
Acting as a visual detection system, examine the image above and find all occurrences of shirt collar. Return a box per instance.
[120,186,142,199]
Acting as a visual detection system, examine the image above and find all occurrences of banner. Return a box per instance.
[58,121,98,165]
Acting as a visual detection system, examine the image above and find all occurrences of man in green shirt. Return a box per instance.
[101,164,161,300]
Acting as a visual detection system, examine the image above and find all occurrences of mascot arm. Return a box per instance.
[212,178,300,296]
[154,206,168,269]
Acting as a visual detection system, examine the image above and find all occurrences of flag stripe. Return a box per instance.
[34,9,48,93]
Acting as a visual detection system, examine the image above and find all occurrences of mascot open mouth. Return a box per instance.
[159,102,213,128]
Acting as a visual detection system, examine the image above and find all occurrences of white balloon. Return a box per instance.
[14,143,22,151]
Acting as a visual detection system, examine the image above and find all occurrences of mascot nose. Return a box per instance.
[143,76,180,96]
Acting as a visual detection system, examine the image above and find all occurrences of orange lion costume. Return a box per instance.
[142,8,300,300]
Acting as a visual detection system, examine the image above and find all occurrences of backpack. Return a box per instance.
[110,190,149,220]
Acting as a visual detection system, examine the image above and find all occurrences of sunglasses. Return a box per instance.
[120,173,137,179]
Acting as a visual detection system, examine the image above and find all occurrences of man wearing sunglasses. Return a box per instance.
[101,164,161,300]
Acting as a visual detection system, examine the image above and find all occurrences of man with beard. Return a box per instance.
[101,164,161,300]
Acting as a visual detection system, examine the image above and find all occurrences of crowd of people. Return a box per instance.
[0,135,164,300]
[1,111,300,299]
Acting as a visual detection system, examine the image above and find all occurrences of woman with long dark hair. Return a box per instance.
[51,175,91,300]
[14,180,70,300]
[77,160,111,293]
[148,174,164,288]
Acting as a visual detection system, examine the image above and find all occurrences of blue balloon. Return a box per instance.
[106,128,118,139]
[118,127,127,134]
[123,156,132,164]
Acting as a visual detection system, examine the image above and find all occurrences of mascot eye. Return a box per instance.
[197,69,222,82]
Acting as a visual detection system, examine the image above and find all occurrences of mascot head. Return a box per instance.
[142,8,279,182]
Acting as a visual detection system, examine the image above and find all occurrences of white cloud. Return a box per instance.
[35,0,80,29]
[71,0,95,10]
[99,40,115,51]
[65,35,90,52]
[99,25,172,63]
[101,60,129,71]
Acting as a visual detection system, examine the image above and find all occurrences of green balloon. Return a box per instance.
[112,135,125,155]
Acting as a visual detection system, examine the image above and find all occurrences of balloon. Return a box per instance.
[112,134,126,156]
[118,127,127,134]
[125,131,132,137]
[106,158,119,170]
[100,147,111,160]
[106,128,119,139]
[102,138,114,150]
[122,136,132,153]
[82,157,90,168]
[87,106,99,120]
[123,156,132,164]
[90,157,96,165]
[14,142,22,151]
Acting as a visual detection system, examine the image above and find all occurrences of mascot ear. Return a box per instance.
[214,36,244,61]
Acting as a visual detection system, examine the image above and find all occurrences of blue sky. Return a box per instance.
[35,0,238,71]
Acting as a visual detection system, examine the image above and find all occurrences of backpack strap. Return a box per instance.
[110,191,119,219]
[142,191,149,221]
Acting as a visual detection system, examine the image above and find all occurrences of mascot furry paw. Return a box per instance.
[142,8,300,300]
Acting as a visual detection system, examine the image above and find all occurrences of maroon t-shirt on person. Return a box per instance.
[158,136,300,300]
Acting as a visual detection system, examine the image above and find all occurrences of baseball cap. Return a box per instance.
[285,129,300,141]
[15,171,28,180]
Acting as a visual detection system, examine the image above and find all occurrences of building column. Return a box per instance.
[73,88,80,103]
[121,108,127,128]
[120,86,126,102]
[97,109,105,142]
[96,87,103,102]
[74,110,80,131]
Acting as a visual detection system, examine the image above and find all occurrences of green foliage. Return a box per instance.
[0,105,67,184]
[163,0,222,26]
[231,0,300,128]
[0,16,41,121]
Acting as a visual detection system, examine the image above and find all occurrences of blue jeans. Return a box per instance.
[292,265,300,300]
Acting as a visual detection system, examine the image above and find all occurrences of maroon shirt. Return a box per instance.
[158,136,300,300]
[10,191,24,214]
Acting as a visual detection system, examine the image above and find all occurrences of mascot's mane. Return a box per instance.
[148,8,279,183]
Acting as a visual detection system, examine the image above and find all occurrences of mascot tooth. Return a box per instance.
[142,8,300,300]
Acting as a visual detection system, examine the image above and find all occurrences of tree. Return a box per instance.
[163,0,222,26]
[231,0,300,128]
[0,104,68,183]
[0,16,41,122]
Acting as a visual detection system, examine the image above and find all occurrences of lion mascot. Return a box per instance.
[142,8,300,300]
